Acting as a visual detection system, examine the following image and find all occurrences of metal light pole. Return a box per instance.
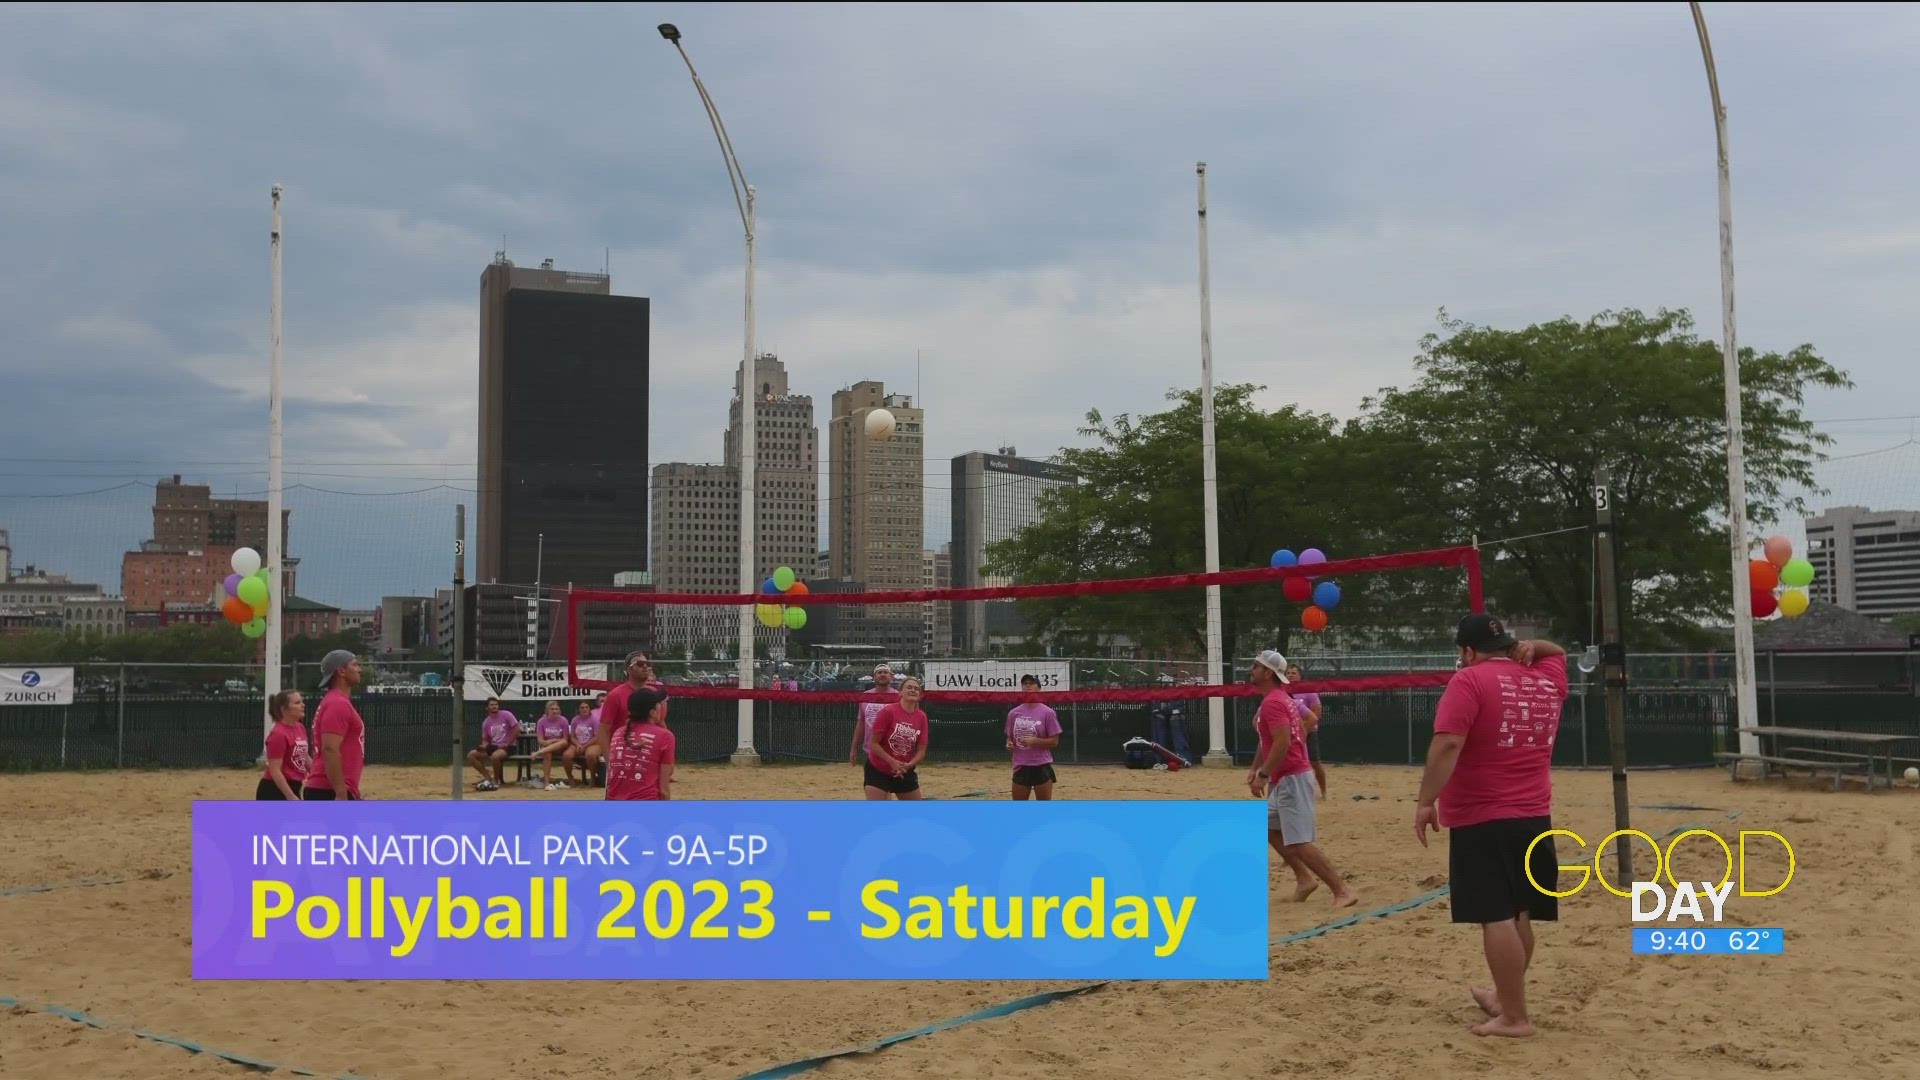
[264,185,284,744]
[528,532,544,662]
[661,23,759,764]
[1195,163,1230,766]
[1690,2,1760,760]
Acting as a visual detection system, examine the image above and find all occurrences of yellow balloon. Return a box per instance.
[1778,589,1810,618]
[755,604,784,628]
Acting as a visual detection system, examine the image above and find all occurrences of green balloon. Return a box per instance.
[242,617,268,639]
[1780,558,1815,588]
[773,566,797,591]
[783,606,807,630]
[237,575,269,608]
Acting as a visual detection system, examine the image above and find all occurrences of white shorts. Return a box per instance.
[1266,771,1317,845]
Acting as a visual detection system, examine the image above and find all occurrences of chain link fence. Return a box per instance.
[4,652,1913,772]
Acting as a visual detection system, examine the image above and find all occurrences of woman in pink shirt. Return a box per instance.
[303,650,365,801]
[530,700,572,790]
[606,686,675,801]
[564,700,602,787]
[258,690,309,800]
[865,676,929,801]
[1005,674,1062,800]
[1286,663,1328,798]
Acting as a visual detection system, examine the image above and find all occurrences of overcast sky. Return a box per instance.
[3,3,1918,605]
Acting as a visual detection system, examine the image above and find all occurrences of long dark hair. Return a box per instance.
[268,690,297,721]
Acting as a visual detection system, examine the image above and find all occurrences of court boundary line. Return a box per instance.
[0,996,369,1078]
[734,813,1740,1079]
[0,872,172,897]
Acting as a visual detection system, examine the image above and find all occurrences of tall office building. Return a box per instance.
[924,545,952,656]
[1805,506,1920,619]
[950,448,1077,654]
[829,381,924,655]
[651,354,818,656]
[477,255,650,591]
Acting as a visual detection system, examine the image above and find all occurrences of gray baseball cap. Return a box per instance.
[1253,650,1291,683]
[318,649,357,688]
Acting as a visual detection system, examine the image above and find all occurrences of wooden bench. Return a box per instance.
[1715,751,1867,791]
[1791,748,1876,763]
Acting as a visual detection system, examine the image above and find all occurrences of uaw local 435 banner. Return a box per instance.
[192,801,1267,981]
[462,664,608,702]
[0,667,74,705]
[923,660,1072,692]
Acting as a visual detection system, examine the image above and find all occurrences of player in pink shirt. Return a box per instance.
[531,700,573,790]
[302,650,365,801]
[606,686,675,801]
[1286,663,1328,798]
[467,697,521,792]
[848,663,898,779]
[1414,614,1568,1040]
[1249,650,1356,909]
[258,690,309,800]
[865,676,928,800]
[564,700,602,787]
[1005,674,1062,800]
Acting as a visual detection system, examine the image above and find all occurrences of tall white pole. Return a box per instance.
[1691,3,1760,758]
[264,186,284,742]
[735,188,758,764]
[1196,163,1230,765]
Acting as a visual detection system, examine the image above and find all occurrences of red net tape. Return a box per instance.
[560,672,1454,701]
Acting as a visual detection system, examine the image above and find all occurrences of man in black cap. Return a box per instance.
[1414,613,1567,1038]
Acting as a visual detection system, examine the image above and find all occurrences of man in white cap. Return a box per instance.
[302,649,364,801]
[848,663,897,776]
[1249,649,1355,908]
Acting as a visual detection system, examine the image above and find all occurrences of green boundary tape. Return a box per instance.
[0,996,367,1078]
[734,812,1742,1079]
[0,874,172,897]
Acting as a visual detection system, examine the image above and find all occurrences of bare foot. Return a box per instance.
[1330,890,1360,910]
[1292,879,1319,902]
[1470,987,1500,1016]
[1471,1015,1534,1038]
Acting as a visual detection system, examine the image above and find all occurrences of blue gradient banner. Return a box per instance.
[191,800,1269,980]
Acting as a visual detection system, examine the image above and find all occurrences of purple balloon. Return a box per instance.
[224,573,242,597]
[1299,548,1327,566]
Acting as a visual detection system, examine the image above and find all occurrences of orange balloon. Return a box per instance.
[785,580,809,598]
[221,596,253,624]
[1748,559,1779,592]
[1301,605,1329,632]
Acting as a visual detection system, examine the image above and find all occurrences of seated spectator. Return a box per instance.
[466,697,520,791]
[565,700,602,787]
[532,700,572,790]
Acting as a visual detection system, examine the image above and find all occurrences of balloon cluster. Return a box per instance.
[1749,535,1815,620]
[221,548,273,638]
[754,565,810,630]
[1270,547,1341,633]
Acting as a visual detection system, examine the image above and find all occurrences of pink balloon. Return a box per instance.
[1764,536,1793,567]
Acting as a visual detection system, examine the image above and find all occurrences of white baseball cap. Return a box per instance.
[1253,650,1291,683]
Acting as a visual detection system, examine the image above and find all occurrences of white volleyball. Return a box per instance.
[865,408,896,440]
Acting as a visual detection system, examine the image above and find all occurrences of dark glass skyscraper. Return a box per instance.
[477,258,650,591]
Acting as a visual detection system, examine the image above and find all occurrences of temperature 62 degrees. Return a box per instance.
[665,834,767,867]
[1632,928,1784,955]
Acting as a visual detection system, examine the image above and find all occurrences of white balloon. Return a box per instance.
[231,547,262,576]
[864,408,896,440]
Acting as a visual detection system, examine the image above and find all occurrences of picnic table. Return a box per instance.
[1737,726,1920,789]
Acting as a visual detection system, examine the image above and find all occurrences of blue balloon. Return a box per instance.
[1270,549,1298,568]
[1313,581,1342,610]
[761,578,780,594]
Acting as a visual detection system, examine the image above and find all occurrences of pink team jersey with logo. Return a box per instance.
[481,713,520,749]
[1006,703,1061,767]
[868,703,928,771]
[857,688,897,752]
[1433,655,1569,828]
[536,715,569,742]
[606,722,676,801]
[262,720,309,785]
[1255,688,1311,779]
[304,690,365,797]
[570,716,598,746]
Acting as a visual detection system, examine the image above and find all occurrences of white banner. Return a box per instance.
[464,663,609,702]
[0,666,75,706]
[921,660,1072,693]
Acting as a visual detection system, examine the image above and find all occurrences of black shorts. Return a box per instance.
[1305,729,1322,763]
[1448,815,1559,924]
[303,786,338,802]
[255,777,302,801]
[863,762,921,795]
[1012,764,1057,788]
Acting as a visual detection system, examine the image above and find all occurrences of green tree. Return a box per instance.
[1350,308,1849,645]
[985,385,1359,662]
[284,630,373,664]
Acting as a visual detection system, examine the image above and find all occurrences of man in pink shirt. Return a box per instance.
[1249,650,1356,909]
[302,650,365,801]
[1414,613,1568,1040]
[848,663,897,775]
[467,697,521,792]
